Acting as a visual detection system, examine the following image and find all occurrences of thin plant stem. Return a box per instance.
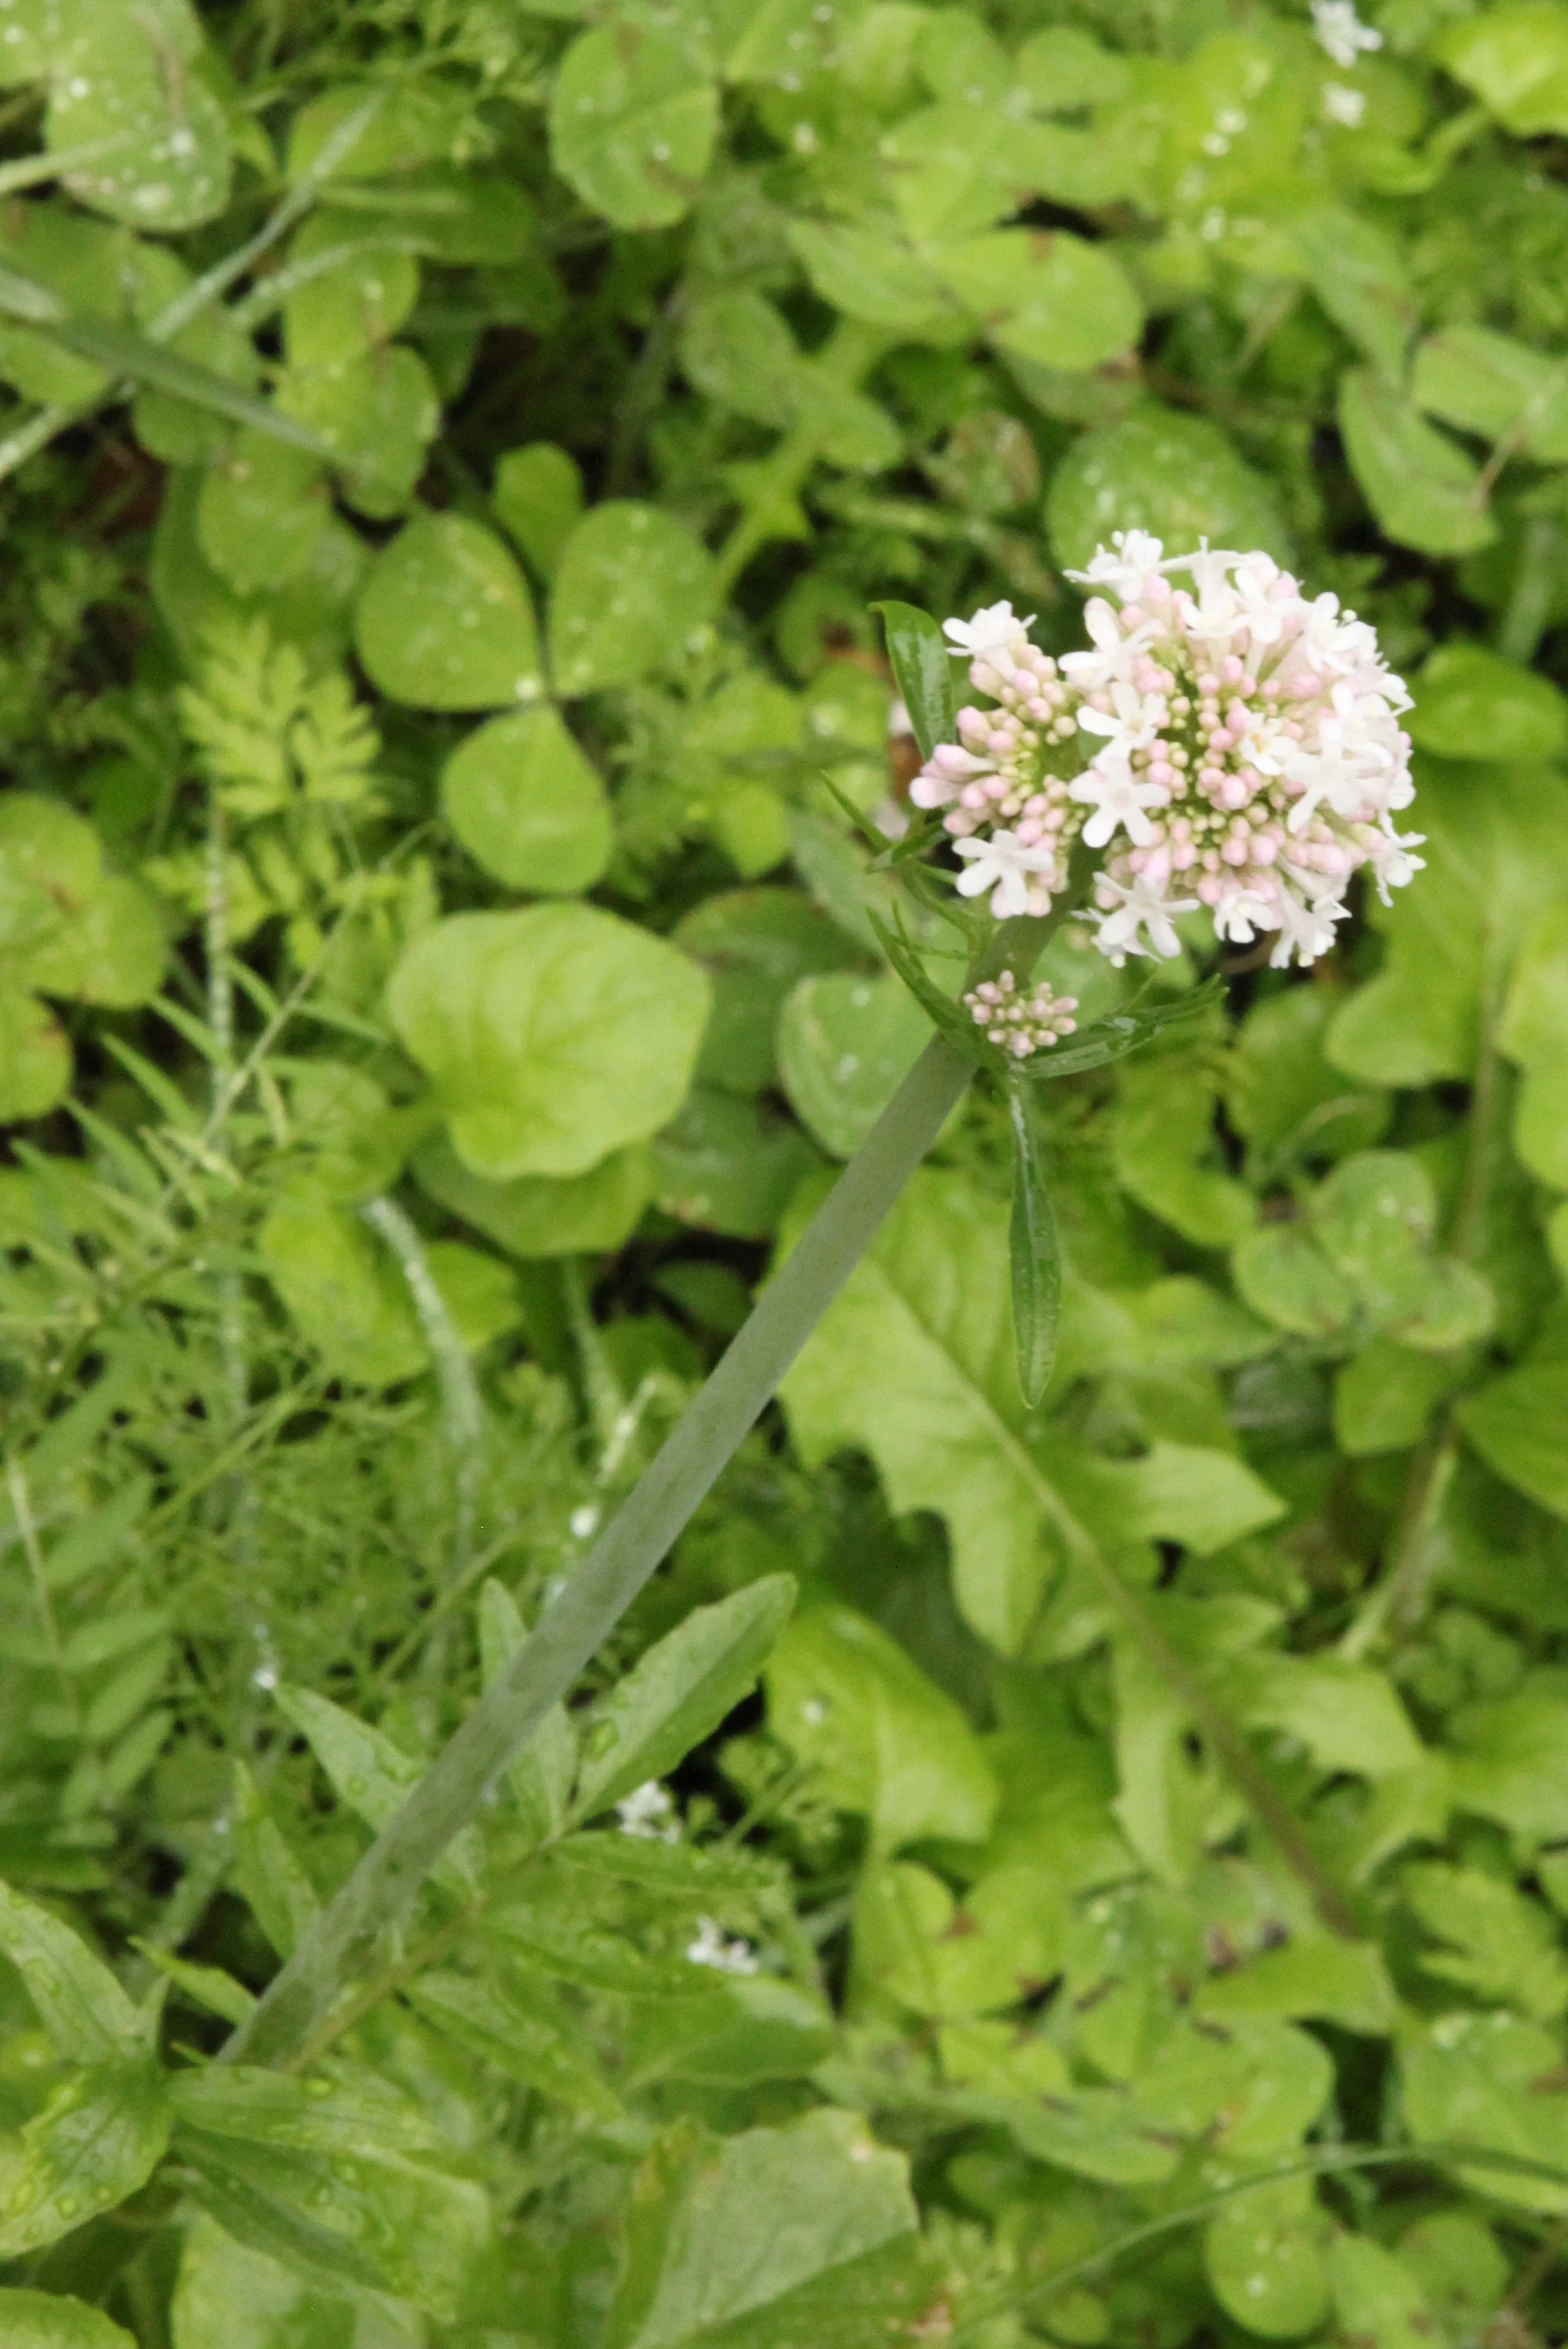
[362,1193,482,1587]
[220,1028,975,2067]
[6,1456,77,1727]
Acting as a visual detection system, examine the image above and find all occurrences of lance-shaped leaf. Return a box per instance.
[571,1575,797,1822]
[0,1879,151,2062]
[872,601,957,761]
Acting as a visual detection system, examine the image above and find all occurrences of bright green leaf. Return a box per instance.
[354,510,543,711]
[389,905,710,1180]
[765,1602,997,1851]
[442,705,612,894]
[548,501,714,695]
[573,1576,797,1821]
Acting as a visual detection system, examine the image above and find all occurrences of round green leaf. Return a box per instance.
[548,500,714,696]
[283,212,420,372]
[777,972,933,1159]
[413,1131,652,1258]
[441,706,612,894]
[1204,2183,1330,2339]
[197,431,329,596]
[1408,643,1568,762]
[259,1194,424,1386]
[0,982,71,1120]
[931,228,1143,373]
[387,905,710,1180]
[1434,1,1568,136]
[354,511,543,710]
[48,4,232,230]
[1338,369,1497,559]
[0,0,76,89]
[673,887,862,1095]
[494,443,584,579]
[548,23,718,230]
[0,2292,135,2349]
[282,345,440,522]
[1233,1224,1354,1338]
[1048,406,1291,576]
[70,876,164,1007]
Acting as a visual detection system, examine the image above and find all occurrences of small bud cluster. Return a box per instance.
[912,538,1422,968]
[963,972,1079,1060]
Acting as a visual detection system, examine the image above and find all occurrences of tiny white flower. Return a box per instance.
[943,600,1036,663]
[1322,81,1367,126]
[1078,681,1169,760]
[1269,878,1349,966]
[686,1917,759,1975]
[1092,873,1200,963]
[1060,597,1156,693]
[617,1781,679,1842]
[1066,529,1167,598]
[1214,885,1278,944]
[1068,749,1169,848]
[909,743,996,809]
[1166,541,1246,644]
[953,827,1058,916]
[1311,0,1382,69]
[1365,821,1427,902]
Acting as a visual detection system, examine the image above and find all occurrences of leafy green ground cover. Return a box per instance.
[5,0,1568,2339]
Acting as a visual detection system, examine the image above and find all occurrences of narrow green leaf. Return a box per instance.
[0,269,331,457]
[571,1575,797,1822]
[1007,1081,1060,1407]
[872,600,956,761]
[1023,980,1226,1081]
[274,1687,482,1894]
[0,1879,151,2063]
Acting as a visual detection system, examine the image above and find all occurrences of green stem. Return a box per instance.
[220,1032,974,2068]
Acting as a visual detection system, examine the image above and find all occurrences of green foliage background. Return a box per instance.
[4,0,1568,2338]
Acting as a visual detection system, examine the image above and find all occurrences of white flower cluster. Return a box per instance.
[912,537,1422,968]
[686,1916,759,1974]
[616,1780,679,1841]
[1311,0,1382,68]
[963,972,1079,1060]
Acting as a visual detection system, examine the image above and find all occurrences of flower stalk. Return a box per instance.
[222,1026,978,2066]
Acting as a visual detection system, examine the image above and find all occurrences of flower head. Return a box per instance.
[912,542,1416,967]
